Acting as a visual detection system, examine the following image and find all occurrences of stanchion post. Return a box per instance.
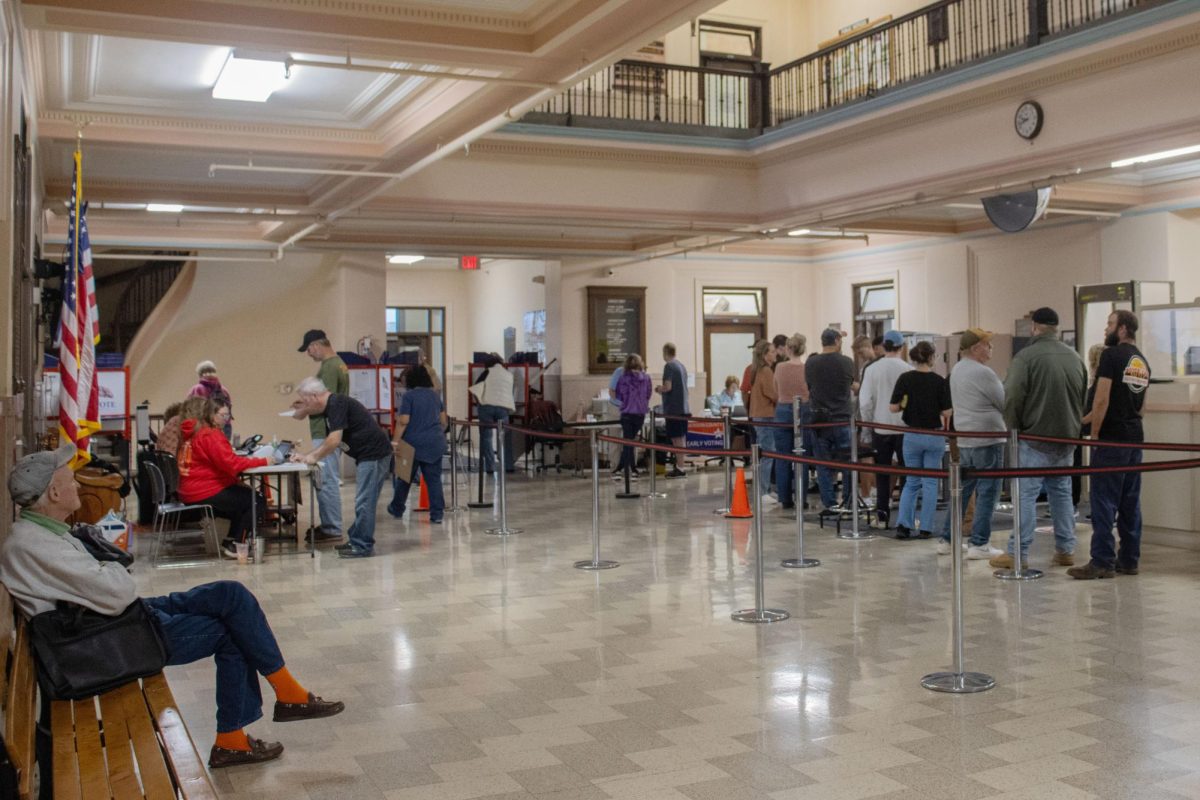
[732,445,790,623]
[575,429,618,570]
[714,409,732,515]
[922,460,995,693]
[837,402,875,541]
[468,422,492,509]
[646,409,666,499]
[782,447,818,569]
[486,420,522,535]
[995,429,1042,580]
[448,419,462,513]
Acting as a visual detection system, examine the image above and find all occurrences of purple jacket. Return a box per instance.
[615,370,652,416]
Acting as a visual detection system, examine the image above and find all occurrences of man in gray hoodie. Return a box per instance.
[991,307,1088,569]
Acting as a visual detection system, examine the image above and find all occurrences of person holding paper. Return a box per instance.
[387,366,448,523]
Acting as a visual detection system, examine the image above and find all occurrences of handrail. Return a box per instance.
[523,0,1163,133]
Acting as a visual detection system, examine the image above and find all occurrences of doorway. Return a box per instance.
[702,288,766,397]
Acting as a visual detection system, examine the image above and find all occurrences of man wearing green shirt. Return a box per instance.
[299,329,350,543]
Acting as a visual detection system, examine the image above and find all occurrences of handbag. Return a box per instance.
[28,599,170,700]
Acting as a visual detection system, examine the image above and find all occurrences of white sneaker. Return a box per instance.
[760,494,779,507]
[936,540,951,555]
[967,544,1004,560]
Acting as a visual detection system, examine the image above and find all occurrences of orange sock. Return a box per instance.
[266,666,309,704]
[215,730,251,751]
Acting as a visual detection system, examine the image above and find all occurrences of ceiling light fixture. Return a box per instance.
[212,51,290,102]
[146,203,184,213]
[387,254,425,265]
[1110,144,1200,169]
[786,228,812,237]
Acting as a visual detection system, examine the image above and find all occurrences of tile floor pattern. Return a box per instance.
[132,469,1200,800]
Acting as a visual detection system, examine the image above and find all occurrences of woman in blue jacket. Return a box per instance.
[387,366,448,523]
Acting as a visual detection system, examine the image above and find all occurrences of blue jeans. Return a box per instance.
[752,418,775,493]
[939,443,1003,545]
[899,433,944,531]
[477,405,514,473]
[773,403,794,505]
[389,454,446,522]
[347,456,389,552]
[145,581,285,733]
[312,438,342,533]
[1089,445,1142,569]
[617,413,644,471]
[812,423,851,509]
[1009,441,1077,557]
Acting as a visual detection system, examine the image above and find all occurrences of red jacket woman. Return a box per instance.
[178,400,267,556]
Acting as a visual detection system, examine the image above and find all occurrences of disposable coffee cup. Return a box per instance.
[235,542,249,564]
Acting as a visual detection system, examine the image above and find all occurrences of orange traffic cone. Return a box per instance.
[415,476,430,512]
[725,468,753,519]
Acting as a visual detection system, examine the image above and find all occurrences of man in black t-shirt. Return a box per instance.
[293,377,393,558]
[1069,310,1150,580]
[805,329,857,511]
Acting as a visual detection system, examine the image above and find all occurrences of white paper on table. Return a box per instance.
[279,409,297,417]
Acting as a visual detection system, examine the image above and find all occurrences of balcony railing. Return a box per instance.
[523,0,1164,134]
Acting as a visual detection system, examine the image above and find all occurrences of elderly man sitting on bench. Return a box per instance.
[1,443,344,769]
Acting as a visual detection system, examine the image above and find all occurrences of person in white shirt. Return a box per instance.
[857,330,912,528]
[471,353,517,474]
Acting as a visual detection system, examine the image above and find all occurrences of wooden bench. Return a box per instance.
[1,590,217,799]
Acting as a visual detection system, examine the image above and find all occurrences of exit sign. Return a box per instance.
[459,255,480,270]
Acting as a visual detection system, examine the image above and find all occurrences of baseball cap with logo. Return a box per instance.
[8,442,76,507]
[959,328,994,350]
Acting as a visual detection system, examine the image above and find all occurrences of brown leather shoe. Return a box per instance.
[208,736,284,768]
[1052,551,1075,567]
[1067,561,1115,580]
[273,692,345,722]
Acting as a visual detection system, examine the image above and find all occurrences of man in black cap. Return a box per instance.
[991,307,1088,571]
[805,328,856,511]
[298,330,349,543]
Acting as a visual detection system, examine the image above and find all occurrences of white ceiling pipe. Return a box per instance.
[284,57,563,91]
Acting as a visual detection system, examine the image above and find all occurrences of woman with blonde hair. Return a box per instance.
[748,339,779,506]
[613,353,653,479]
[773,333,809,509]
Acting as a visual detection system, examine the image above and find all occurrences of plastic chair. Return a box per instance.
[144,461,219,567]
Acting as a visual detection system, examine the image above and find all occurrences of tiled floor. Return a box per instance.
[133,468,1200,800]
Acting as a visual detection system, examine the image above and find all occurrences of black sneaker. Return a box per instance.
[895,524,913,540]
[918,530,933,540]
[1067,561,1115,580]
[666,468,686,479]
[333,542,355,553]
[305,528,343,543]
[220,540,239,559]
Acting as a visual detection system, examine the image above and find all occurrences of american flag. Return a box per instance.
[57,148,100,467]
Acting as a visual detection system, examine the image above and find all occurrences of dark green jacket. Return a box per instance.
[1003,333,1088,437]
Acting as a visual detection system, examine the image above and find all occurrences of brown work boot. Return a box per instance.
[1067,561,1115,580]
[1052,551,1075,567]
[1115,563,1139,575]
[988,553,1013,569]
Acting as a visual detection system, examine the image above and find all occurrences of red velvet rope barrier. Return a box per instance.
[965,457,1200,479]
[771,449,948,478]
[858,420,1006,439]
[505,423,589,442]
[1016,432,1200,452]
[657,413,846,430]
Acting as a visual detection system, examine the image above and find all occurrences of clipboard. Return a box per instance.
[394,439,416,484]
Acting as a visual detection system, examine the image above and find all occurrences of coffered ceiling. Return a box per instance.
[23,0,1200,263]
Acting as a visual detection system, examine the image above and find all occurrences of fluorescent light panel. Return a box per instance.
[212,52,288,102]
[387,254,425,265]
[146,203,184,213]
[1111,144,1200,169]
[786,228,812,237]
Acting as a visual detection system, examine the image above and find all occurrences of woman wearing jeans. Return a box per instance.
[889,341,952,540]
[772,334,809,510]
[614,354,652,478]
[747,340,779,506]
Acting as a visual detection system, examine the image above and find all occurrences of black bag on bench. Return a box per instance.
[28,600,170,700]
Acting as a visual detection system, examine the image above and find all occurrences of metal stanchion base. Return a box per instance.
[781,557,820,569]
[836,531,875,541]
[731,608,790,623]
[646,491,667,499]
[616,491,641,499]
[574,559,620,570]
[994,567,1043,581]
[485,527,523,536]
[467,501,492,509]
[920,671,996,693]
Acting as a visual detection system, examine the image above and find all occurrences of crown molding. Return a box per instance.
[205,0,537,32]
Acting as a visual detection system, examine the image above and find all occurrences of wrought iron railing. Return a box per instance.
[530,60,767,131]
[524,0,1162,133]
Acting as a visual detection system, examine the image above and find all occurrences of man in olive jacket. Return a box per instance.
[991,307,1088,570]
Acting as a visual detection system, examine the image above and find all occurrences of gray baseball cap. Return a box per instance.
[8,443,76,507]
